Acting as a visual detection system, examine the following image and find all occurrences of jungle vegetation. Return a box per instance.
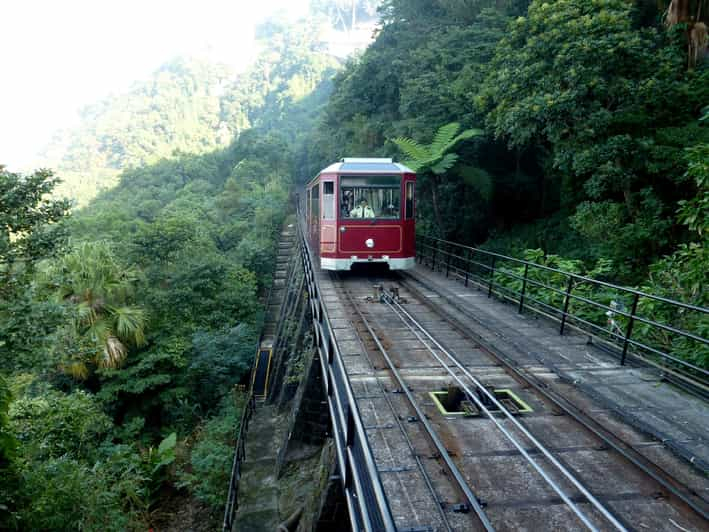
[1,1,707,529]
[1,15,336,530]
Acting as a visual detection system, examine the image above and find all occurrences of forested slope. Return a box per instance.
[1,18,338,530]
[41,21,339,207]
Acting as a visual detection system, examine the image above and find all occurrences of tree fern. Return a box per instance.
[431,153,459,174]
[392,122,483,176]
[391,121,485,236]
[391,137,429,169]
[444,128,484,155]
[431,122,462,155]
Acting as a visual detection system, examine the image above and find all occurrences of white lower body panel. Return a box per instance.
[321,256,415,271]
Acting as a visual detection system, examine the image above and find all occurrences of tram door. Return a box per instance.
[320,180,337,255]
[310,184,319,248]
[403,178,416,256]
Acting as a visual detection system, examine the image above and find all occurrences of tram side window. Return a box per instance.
[323,181,334,220]
[341,175,401,219]
[405,182,414,220]
[306,191,311,224]
[311,185,319,222]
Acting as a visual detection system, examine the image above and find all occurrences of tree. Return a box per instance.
[482,0,709,277]
[662,0,708,68]
[0,166,70,297]
[677,143,709,239]
[392,122,483,235]
[0,374,18,530]
[0,167,71,372]
[47,241,147,378]
[310,0,380,33]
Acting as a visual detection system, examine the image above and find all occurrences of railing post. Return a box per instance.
[346,408,355,446]
[559,276,574,335]
[464,248,470,287]
[621,293,640,366]
[518,263,530,313]
[445,243,452,278]
[488,255,497,297]
[431,240,438,271]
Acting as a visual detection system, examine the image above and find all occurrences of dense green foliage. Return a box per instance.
[41,59,239,205]
[42,34,338,207]
[482,0,708,277]
[1,15,337,529]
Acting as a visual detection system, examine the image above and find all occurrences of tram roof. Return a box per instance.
[319,158,414,175]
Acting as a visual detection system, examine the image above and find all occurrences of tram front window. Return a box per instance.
[341,175,401,219]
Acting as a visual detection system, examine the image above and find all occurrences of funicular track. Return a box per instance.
[334,274,491,532]
[331,269,709,532]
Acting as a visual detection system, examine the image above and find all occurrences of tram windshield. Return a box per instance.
[340,175,401,219]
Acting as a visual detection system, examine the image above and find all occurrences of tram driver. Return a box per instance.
[350,198,375,218]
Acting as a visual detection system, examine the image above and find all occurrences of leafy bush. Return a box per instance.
[492,248,621,333]
[9,390,112,461]
[178,397,242,509]
[189,324,255,410]
[0,374,19,530]
[17,456,133,531]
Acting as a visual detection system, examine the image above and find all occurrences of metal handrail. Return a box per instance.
[417,234,709,392]
[296,201,396,531]
[424,236,708,313]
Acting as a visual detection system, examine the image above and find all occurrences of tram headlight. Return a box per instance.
[365,238,375,249]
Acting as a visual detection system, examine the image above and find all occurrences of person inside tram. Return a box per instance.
[341,189,353,217]
[350,198,375,218]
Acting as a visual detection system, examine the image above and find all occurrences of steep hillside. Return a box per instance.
[0,17,340,530]
[42,23,340,206]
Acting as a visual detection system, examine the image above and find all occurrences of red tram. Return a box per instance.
[306,158,416,270]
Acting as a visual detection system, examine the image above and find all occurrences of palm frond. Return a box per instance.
[391,137,430,165]
[430,123,461,154]
[430,153,459,175]
[62,361,90,380]
[112,305,147,346]
[86,318,111,345]
[75,302,96,327]
[99,336,127,369]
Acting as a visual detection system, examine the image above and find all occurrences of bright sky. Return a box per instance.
[0,0,311,170]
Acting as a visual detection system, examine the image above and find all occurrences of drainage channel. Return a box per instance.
[334,273,490,531]
[379,287,629,532]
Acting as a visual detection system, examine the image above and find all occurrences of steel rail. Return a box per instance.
[336,277,488,532]
[337,281,454,532]
[382,291,629,532]
[399,272,709,520]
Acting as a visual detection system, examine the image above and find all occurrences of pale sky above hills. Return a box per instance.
[0,0,312,170]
